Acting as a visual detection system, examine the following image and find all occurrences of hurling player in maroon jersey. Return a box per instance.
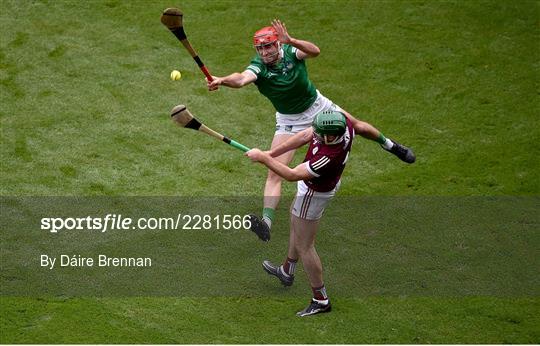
[246,109,358,316]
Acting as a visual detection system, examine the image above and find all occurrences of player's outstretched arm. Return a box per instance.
[272,19,320,59]
[341,112,381,141]
[342,112,416,163]
[246,149,313,182]
[268,128,313,158]
[207,71,257,91]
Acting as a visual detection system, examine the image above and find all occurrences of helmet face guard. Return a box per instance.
[313,132,344,145]
[312,111,347,145]
[253,26,280,64]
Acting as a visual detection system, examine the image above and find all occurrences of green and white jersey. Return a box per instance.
[246,44,317,115]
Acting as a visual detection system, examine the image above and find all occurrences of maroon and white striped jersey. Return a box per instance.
[303,118,355,192]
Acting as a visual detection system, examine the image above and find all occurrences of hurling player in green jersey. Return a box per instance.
[207,19,415,239]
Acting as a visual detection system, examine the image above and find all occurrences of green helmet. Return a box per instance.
[312,110,347,145]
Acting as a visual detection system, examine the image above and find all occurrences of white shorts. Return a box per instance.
[275,91,344,135]
[291,180,341,220]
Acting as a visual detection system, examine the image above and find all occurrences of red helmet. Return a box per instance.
[253,26,278,46]
[253,26,280,64]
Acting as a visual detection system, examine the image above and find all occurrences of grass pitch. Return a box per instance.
[1,0,539,343]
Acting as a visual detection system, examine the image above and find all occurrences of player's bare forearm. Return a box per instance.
[289,38,320,58]
[343,113,380,141]
[207,71,256,90]
[353,120,380,141]
[220,73,244,88]
[269,128,313,157]
[246,149,311,181]
[260,155,310,182]
[261,155,297,181]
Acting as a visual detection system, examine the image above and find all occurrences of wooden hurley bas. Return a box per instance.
[160,8,213,81]
[170,105,250,153]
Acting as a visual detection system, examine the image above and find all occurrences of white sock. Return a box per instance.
[262,216,272,228]
[382,138,394,150]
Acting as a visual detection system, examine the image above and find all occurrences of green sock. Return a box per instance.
[377,133,394,149]
[262,207,275,228]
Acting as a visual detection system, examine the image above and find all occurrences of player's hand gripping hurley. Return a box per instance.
[171,105,250,152]
[160,8,213,81]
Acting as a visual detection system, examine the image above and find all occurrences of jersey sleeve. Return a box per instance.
[284,44,301,62]
[290,46,305,61]
[306,154,332,178]
[246,56,264,77]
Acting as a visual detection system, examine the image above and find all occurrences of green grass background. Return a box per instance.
[1,0,539,343]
